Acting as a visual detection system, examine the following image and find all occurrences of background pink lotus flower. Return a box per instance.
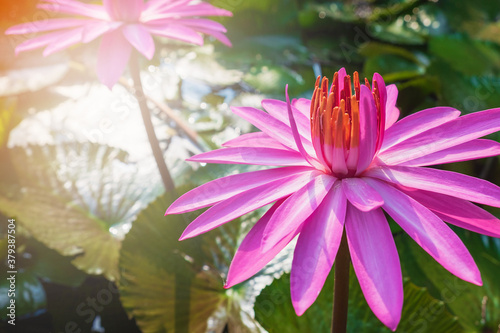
[5,0,232,88]
[166,68,500,330]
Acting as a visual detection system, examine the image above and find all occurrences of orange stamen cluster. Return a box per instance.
[310,71,382,172]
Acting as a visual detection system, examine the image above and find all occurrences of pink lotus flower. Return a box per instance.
[166,69,500,330]
[5,0,232,88]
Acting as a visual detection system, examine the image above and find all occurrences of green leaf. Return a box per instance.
[43,277,141,333]
[0,53,69,97]
[0,98,16,149]
[23,237,87,287]
[0,269,47,319]
[429,35,500,75]
[119,190,269,333]
[223,35,309,66]
[396,230,500,332]
[427,60,500,113]
[477,23,500,45]
[243,63,310,96]
[368,21,426,46]
[0,143,159,281]
[359,42,422,64]
[254,270,463,333]
[364,54,425,83]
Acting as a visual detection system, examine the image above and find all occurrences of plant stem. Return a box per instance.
[117,77,201,147]
[332,230,350,333]
[129,51,177,194]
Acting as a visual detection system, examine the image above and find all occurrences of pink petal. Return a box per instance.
[285,87,324,170]
[341,178,384,212]
[158,3,232,19]
[146,23,203,45]
[122,24,155,60]
[82,21,122,43]
[5,18,88,35]
[103,0,143,21]
[141,0,193,20]
[261,174,336,252]
[222,132,288,150]
[379,108,500,165]
[372,73,387,153]
[166,166,312,214]
[225,198,299,287]
[231,106,316,156]
[335,68,347,106]
[385,84,399,129]
[292,98,311,118]
[380,107,460,152]
[356,85,378,174]
[13,28,82,55]
[144,0,191,14]
[346,205,403,331]
[262,99,311,139]
[42,28,84,56]
[38,1,109,20]
[194,28,232,47]
[187,147,310,166]
[179,171,321,240]
[163,18,227,33]
[96,29,132,89]
[400,188,500,238]
[364,165,500,208]
[365,178,482,285]
[400,139,500,167]
[291,182,347,315]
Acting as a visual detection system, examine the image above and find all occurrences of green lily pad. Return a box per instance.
[244,63,309,96]
[364,54,425,83]
[0,54,69,97]
[42,276,141,333]
[119,189,271,333]
[0,270,47,320]
[429,35,500,76]
[254,270,463,333]
[396,230,500,332]
[0,143,159,281]
[359,42,421,64]
[427,60,500,113]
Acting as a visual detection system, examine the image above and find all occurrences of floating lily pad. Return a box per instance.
[119,189,273,333]
[0,269,47,320]
[254,270,463,333]
[0,143,159,281]
[0,56,69,96]
[396,230,500,332]
[429,35,500,76]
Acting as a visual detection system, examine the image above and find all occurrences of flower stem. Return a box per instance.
[332,230,350,333]
[129,52,177,194]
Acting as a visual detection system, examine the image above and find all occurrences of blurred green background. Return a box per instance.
[0,0,499,332]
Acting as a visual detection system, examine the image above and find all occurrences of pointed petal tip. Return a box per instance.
[164,207,175,216]
[388,321,399,332]
[464,269,482,286]
[178,232,190,241]
[292,301,307,317]
[379,312,401,332]
[473,276,483,286]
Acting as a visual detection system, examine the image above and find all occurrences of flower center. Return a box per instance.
[309,71,383,177]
